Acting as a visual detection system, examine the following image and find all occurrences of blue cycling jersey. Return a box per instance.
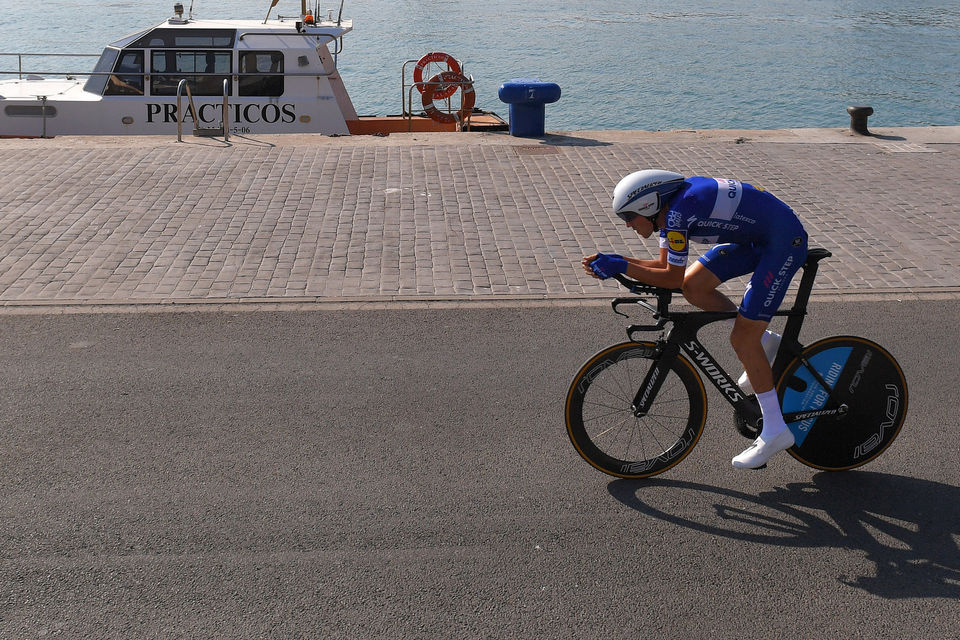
[658,176,808,321]
[659,177,802,266]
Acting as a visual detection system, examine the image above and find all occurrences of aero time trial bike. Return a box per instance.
[565,248,909,479]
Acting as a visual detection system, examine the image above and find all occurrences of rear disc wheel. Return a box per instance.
[777,336,908,471]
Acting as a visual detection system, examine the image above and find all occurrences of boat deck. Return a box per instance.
[349,111,508,134]
[0,78,90,99]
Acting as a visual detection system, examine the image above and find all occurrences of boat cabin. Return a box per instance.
[0,7,358,136]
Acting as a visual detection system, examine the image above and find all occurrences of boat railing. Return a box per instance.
[237,30,345,59]
[221,79,230,140]
[405,79,474,132]
[400,57,468,116]
[177,78,230,141]
[0,53,100,80]
[0,52,339,81]
[176,79,198,141]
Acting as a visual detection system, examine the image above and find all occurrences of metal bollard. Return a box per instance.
[498,78,561,138]
[846,105,874,135]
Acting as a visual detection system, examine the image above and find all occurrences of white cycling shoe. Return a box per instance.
[732,429,795,469]
[738,331,782,396]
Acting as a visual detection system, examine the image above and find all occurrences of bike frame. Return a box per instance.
[614,249,848,427]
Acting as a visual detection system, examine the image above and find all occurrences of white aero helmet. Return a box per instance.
[612,169,685,222]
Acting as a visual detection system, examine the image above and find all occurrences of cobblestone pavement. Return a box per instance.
[1,127,958,310]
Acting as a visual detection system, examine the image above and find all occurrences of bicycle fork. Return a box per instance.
[630,342,679,417]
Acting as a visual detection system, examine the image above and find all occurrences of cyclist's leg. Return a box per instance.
[682,243,757,312]
[732,233,808,468]
[687,243,780,394]
[731,315,775,393]
[732,321,795,468]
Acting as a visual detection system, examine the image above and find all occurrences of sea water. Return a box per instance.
[1,0,957,130]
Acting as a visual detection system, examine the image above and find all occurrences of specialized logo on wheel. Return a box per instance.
[667,231,687,251]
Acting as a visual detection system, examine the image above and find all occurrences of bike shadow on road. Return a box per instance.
[608,471,960,600]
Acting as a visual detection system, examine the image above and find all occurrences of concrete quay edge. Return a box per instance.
[1,124,959,149]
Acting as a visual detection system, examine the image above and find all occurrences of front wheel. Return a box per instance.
[565,341,707,479]
[777,336,908,471]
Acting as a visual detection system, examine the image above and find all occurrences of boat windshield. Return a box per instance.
[84,48,119,95]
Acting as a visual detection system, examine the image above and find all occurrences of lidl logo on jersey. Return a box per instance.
[667,231,687,251]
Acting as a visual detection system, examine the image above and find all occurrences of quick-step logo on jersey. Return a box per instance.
[710,179,742,221]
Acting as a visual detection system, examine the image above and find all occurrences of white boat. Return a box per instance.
[0,1,504,137]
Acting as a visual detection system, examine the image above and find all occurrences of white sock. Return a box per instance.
[756,389,788,439]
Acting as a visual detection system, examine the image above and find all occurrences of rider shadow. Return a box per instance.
[608,472,960,599]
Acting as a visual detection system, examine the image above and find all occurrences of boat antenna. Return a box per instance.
[188,0,195,19]
[263,0,280,23]
[337,0,344,26]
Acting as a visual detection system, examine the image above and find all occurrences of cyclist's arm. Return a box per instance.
[625,247,668,269]
[624,257,685,289]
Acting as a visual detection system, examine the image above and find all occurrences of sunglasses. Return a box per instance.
[616,211,640,223]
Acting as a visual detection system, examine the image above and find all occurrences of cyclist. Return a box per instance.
[582,169,808,469]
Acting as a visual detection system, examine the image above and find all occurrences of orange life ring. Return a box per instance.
[421,71,475,124]
[413,52,462,99]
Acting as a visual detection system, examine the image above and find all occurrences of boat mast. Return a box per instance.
[263,0,281,23]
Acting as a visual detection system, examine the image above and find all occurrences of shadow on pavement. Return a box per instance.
[541,134,613,147]
[608,471,960,599]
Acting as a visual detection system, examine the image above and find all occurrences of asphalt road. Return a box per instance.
[1,300,957,639]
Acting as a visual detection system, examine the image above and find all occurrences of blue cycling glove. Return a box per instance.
[591,253,628,279]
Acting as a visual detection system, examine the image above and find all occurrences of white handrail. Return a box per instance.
[222,78,230,141]
[176,78,199,142]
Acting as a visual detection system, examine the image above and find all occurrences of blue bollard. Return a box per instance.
[497,78,561,138]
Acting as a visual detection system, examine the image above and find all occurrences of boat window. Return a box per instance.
[130,29,234,49]
[4,105,57,117]
[150,50,233,96]
[105,50,145,96]
[83,47,118,95]
[238,51,284,97]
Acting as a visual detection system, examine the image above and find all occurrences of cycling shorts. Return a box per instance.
[697,230,808,322]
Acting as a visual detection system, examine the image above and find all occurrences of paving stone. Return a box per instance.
[0,131,959,307]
